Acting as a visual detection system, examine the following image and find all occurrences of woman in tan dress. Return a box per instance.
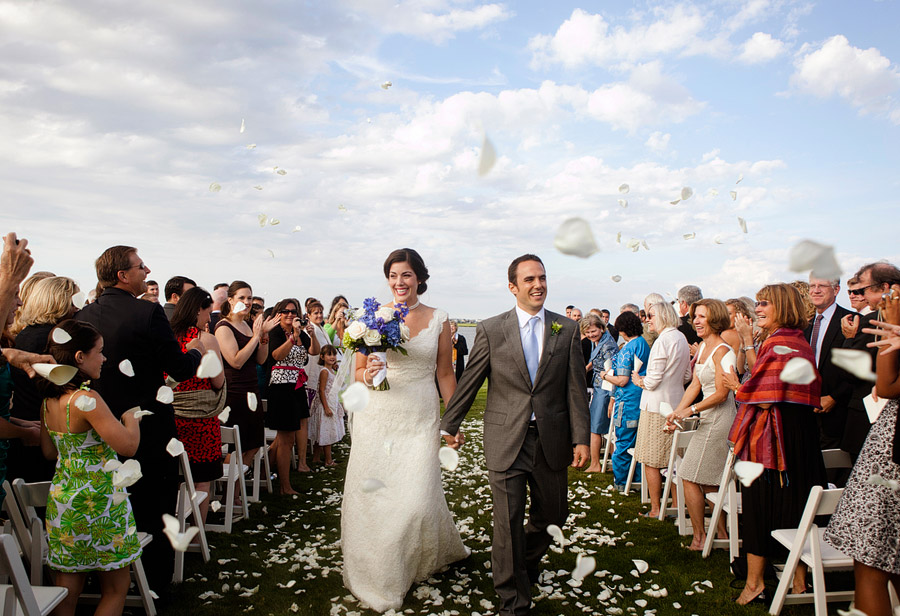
[632,301,691,518]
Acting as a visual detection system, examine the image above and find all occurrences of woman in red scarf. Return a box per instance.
[729,283,827,605]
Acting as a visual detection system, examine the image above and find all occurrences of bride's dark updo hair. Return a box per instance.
[383,248,429,294]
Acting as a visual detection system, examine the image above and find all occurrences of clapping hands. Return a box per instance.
[863,319,900,356]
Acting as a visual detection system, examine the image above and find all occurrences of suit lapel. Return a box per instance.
[533,310,560,386]
[503,309,532,386]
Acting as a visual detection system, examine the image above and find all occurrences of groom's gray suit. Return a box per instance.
[441,308,589,615]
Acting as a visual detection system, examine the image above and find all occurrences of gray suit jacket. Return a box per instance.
[441,308,590,473]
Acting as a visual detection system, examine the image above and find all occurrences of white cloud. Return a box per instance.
[343,1,512,44]
[645,131,671,152]
[528,6,724,70]
[791,35,900,123]
[737,32,787,64]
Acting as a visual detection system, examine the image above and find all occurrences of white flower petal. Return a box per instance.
[736,173,743,184]
[292,225,302,233]
[478,135,497,177]
[779,357,817,385]
[773,346,797,355]
[618,183,629,194]
[670,199,681,205]
[611,275,622,283]
[681,187,693,201]
[112,492,129,505]
[341,382,371,414]
[738,217,748,233]
[338,204,347,213]
[156,385,174,405]
[618,199,627,208]
[572,555,596,580]
[788,240,842,280]
[233,302,247,313]
[166,438,186,458]
[162,513,200,552]
[269,218,280,226]
[683,232,696,240]
[546,524,567,546]
[209,183,222,193]
[381,81,392,89]
[616,232,622,244]
[71,292,86,308]
[708,188,719,197]
[657,402,674,418]
[831,349,876,382]
[218,406,230,423]
[276,168,287,176]
[112,459,142,489]
[632,559,649,574]
[51,328,72,344]
[865,474,900,490]
[210,501,222,512]
[714,235,723,245]
[247,392,258,412]
[246,144,256,149]
[74,395,96,412]
[133,410,153,419]
[361,478,386,493]
[258,214,268,227]
[641,240,650,251]
[554,218,599,259]
[729,191,737,201]
[438,447,460,472]
[734,460,765,487]
[118,359,135,377]
[253,185,263,190]
[240,118,245,133]
[102,459,123,473]
[266,249,275,259]
[197,350,224,379]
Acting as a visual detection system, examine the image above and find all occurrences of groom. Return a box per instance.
[441,254,590,616]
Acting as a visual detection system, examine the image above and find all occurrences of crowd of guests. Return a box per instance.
[2,229,900,614]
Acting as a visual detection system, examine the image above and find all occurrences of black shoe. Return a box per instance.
[527,567,539,585]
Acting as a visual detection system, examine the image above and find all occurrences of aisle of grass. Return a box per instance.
[166,387,842,615]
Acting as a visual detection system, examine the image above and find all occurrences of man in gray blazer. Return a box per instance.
[441,254,590,616]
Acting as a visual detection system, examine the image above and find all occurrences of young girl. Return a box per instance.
[38,319,143,616]
[309,345,345,466]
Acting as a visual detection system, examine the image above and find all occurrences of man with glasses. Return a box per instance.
[805,276,853,456]
[76,246,204,598]
[845,276,872,315]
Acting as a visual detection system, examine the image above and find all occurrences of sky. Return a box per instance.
[2,0,900,319]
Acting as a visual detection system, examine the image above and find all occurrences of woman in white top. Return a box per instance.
[632,301,692,518]
[665,299,738,551]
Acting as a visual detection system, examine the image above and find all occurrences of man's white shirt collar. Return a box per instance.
[515,306,545,329]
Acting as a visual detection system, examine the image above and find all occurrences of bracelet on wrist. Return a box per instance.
[362,371,373,387]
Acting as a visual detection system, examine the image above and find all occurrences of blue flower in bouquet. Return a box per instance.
[342,298,410,391]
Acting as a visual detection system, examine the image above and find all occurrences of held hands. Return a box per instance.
[841,314,860,339]
[571,444,589,468]
[631,373,644,388]
[442,431,465,450]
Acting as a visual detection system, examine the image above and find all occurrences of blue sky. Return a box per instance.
[2,0,899,318]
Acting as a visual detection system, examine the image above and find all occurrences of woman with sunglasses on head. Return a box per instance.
[729,284,826,605]
[266,298,319,491]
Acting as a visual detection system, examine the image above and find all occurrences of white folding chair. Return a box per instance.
[173,446,211,583]
[247,445,273,503]
[768,486,853,616]
[0,534,67,616]
[600,420,616,473]
[1,480,45,586]
[623,448,643,497]
[207,426,249,533]
[702,448,741,561]
[658,427,696,536]
[10,479,157,616]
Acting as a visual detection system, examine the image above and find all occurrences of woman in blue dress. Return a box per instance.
[581,314,619,473]
[597,311,650,490]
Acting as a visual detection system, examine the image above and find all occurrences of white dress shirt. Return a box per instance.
[812,302,837,366]
[515,305,544,421]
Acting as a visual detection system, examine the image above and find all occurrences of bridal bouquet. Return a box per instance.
[342,297,411,390]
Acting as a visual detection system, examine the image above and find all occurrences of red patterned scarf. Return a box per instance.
[727,328,821,472]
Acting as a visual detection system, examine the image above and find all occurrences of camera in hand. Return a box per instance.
[299,316,309,327]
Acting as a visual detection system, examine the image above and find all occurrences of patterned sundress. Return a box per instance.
[44,391,142,571]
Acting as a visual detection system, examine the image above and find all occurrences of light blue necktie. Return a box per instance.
[523,316,540,384]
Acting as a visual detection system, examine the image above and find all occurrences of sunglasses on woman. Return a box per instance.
[280,309,298,315]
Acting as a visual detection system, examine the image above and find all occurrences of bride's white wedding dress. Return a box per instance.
[341,308,470,612]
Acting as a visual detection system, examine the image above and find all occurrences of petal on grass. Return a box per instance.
[632,559,649,574]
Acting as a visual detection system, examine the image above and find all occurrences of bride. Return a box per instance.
[341,248,470,612]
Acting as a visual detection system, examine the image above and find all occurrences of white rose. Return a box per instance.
[375,306,395,322]
[346,321,367,340]
[399,323,411,342]
[363,328,382,347]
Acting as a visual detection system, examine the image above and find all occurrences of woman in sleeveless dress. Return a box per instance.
[666,299,738,550]
[341,249,469,612]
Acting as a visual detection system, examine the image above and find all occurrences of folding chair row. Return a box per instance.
[206,425,250,534]
[0,533,67,616]
[173,444,211,583]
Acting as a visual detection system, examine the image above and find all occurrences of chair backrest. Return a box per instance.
[821,449,852,470]
[11,480,51,525]
[220,425,244,463]
[175,446,197,497]
[1,480,31,553]
[0,534,42,615]
[794,486,843,538]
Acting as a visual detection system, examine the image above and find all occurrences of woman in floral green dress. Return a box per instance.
[38,320,142,616]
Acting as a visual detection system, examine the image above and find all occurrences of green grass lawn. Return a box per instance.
[165,386,848,615]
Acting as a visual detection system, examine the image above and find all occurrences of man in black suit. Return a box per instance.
[805,276,853,451]
[208,282,228,330]
[449,320,468,382]
[162,275,196,320]
[676,284,703,347]
[77,246,203,595]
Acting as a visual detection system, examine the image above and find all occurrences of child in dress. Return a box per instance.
[37,320,143,616]
[310,345,345,466]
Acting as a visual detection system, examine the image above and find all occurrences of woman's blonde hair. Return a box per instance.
[648,301,680,331]
[12,276,79,334]
[10,271,55,334]
[579,313,604,333]
[757,283,809,337]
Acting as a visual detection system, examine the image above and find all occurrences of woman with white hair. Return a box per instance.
[632,301,692,518]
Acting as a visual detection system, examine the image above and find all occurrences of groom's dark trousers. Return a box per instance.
[442,308,589,615]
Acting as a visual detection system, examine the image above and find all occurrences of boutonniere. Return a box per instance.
[550,321,562,336]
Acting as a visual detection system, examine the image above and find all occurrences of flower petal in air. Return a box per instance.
[233,301,247,313]
[683,232,696,240]
[156,386,174,405]
[546,524,566,546]
[246,144,256,149]
[218,407,230,423]
[729,191,737,201]
[166,438,185,457]
[162,513,200,552]
[338,204,347,213]
[240,119,245,133]
[618,199,627,208]
[738,217,748,233]
[276,168,287,176]
[641,240,650,251]
[572,554,596,580]
[210,501,222,512]
[714,235,723,245]
[112,459,142,489]
[209,183,221,193]
[381,81,392,90]
[611,275,622,283]
[31,364,78,385]
[292,225,302,233]
[708,188,719,197]
[269,218,280,226]
[341,382,371,414]
[71,292,86,308]
[788,240,842,280]
[734,460,765,487]
[773,346,796,355]
[133,410,153,419]
[361,478,385,493]
[102,460,122,473]
[74,395,96,412]
[478,135,497,177]
[553,218,599,258]
[866,474,900,490]
[266,249,275,259]
[831,349,876,381]
[247,392,258,411]
[736,173,743,184]
[681,187,693,201]
[118,359,135,377]
[618,183,629,194]
[258,214,268,227]
[670,199,681,205]
[438,447,460,471]
[616,232,621,244]
[51,328,72,344]
[197,350,223,379]
[780,357,816,385]
[112,492,129,505]
[657,402,674,418]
